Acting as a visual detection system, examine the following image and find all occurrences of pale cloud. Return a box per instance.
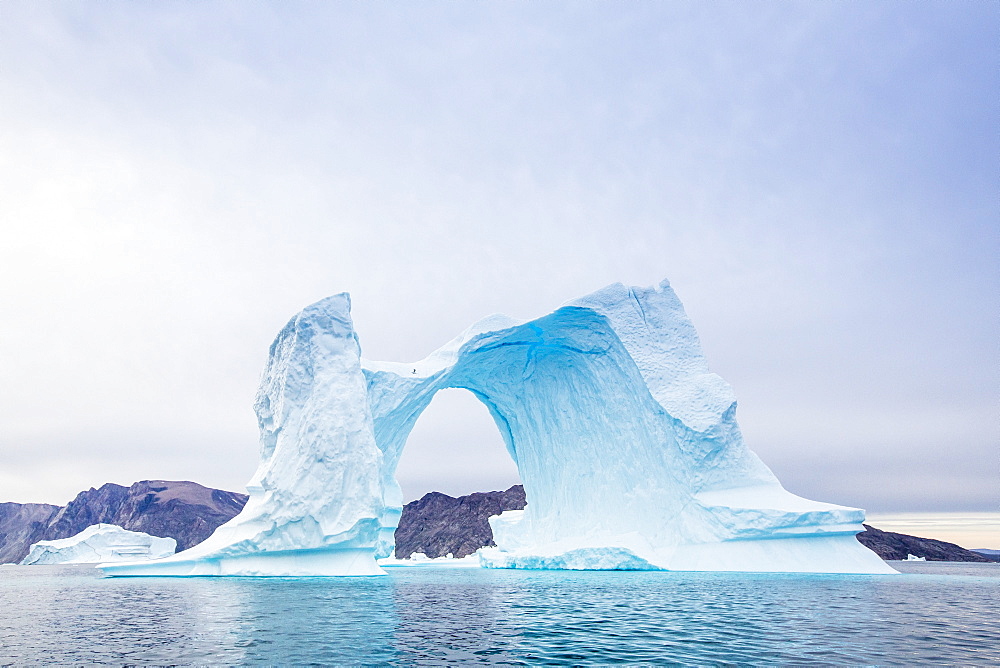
[0,2,995,513]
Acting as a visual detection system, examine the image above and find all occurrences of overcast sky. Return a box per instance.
[1,2,996,518]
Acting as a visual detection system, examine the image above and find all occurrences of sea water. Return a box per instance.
[0,561,997,664]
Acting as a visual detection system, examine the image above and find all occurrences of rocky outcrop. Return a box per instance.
[0,502,60,563]
[395,485,526,558]
[0,481,247,563]
[856,524,993,562]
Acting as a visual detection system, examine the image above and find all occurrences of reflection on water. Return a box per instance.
[0,562,997,664]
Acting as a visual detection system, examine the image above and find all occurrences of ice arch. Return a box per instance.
[101,280,894,576]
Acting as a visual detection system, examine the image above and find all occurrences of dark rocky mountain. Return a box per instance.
[856,524,994,562]
[0,480,247,563]
[0,502,60,564]
[395,485,525,558]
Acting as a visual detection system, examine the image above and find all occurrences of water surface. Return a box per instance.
[1,561,997,664]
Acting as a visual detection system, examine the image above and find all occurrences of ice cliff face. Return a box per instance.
[101,279,895,577]
[21,524,176,564]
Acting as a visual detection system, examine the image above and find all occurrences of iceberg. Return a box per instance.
[22,524,176,564]
[100,279,895,576]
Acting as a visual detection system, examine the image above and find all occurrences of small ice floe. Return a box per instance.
[20,524,176,565]
[905,554,927,561]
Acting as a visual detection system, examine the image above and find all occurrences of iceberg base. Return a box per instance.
[99,547,385,577]
[478,534,897,574]
[667,535,898,574]
[479,546,663,571]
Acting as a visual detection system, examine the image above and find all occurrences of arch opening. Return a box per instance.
[393,387,521,503]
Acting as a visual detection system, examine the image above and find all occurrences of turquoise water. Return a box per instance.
[0,561,997,664]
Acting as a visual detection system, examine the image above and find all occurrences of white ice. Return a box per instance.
[100,279,895,577]
[22,524,176,565]
[377,553,482,569]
